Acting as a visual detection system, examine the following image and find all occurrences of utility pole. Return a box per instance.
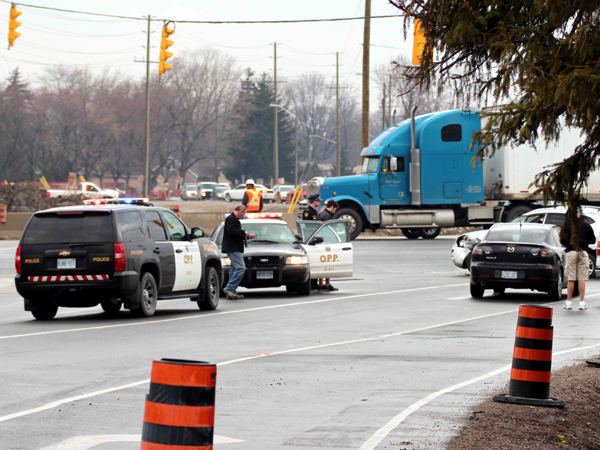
[388,73,392,127]
[362,0,371,150]
[143,15,151,197]
[336,52,340,177]
[273,42,279,186]
[382,83,386,131]
[294,115,298,186]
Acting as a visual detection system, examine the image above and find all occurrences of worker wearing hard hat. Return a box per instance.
[242,179,263,212]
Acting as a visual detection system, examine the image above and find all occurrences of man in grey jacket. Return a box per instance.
[316,200,339,291]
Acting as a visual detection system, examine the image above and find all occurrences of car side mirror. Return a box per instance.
[295,233,303,242]
[308,236,324,245]
[191,227,205,239]
[390,157,398,172]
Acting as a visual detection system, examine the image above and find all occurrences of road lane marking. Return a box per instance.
[0,283,469,340]
[0,305,516,424]
[39,434,243,449]
[358,341,600,450]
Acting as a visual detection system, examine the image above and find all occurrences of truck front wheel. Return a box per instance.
[333,208,363,240]
[504,205,532,222]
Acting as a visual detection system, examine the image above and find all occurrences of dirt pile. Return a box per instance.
[447,359,600,450]
[0,183,84,212]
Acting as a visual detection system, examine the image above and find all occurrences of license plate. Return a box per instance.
[501,270,518,279]
[57,258,76,269]
[257,271,273,280]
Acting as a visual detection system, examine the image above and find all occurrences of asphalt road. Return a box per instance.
[1,237,600,450]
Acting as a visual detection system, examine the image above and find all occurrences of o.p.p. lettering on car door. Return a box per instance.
[320,254,339,263]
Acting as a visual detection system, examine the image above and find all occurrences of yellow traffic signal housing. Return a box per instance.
[159,22,175,77]
[8,4,23,49]
[412,18,427,66]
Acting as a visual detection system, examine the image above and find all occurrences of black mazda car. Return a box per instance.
[470,223,566,300]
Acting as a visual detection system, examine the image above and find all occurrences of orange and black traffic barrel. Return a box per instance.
[0,204,5,223]
[493,304,564,407]
[169,205,180,216]
[141,358,217,449]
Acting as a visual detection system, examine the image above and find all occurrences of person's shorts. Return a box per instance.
[565,250,590,281]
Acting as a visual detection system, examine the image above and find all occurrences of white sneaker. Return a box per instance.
[563,301,572,310]
[579,301,587,310]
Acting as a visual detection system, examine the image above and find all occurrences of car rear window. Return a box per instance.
[23,212,113,244]
[117,211,146,242]
[487,227,550,244]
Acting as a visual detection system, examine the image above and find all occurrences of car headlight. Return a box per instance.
[286,255,309,265]
[202,192,207,196]
[220,257,231,267]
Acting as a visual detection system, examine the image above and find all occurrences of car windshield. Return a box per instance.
[216,186,228,192]
[362,156,380,173]
[486,227,550,244]
[241,222,297,244]
[202,183,217,189]
[185,185,196,191]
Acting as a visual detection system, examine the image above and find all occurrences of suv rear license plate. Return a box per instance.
[501,270,518,279]
[257,271,273,280]
[57,258,76,269]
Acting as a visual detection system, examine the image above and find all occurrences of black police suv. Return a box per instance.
[15,200,222,320]
[470,223,566,300]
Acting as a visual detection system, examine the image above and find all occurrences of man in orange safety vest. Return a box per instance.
[242,179,263,212]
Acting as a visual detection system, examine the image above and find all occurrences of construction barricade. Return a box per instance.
[0,205,5,223]
[141,358,217,449]
[169,205,180,216]
[493,304,564,407]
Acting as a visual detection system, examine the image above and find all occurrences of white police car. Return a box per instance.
[210,213,353,295]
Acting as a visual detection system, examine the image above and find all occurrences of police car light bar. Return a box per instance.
[246,213,283,219]
[84,198,151,206]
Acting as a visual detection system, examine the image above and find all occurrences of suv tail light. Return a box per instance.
[114,243,127,272]
[15,245,21,274]
[597,240,600,256]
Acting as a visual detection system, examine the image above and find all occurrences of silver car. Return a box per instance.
[451,229,489,271]
[181,184,198,201]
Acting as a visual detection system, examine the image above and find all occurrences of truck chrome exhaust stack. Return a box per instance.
[409,106,421,206]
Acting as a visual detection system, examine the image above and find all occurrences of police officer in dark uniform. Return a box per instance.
[303,194,320,220]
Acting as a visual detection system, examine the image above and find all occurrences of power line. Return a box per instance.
[0,0,403,24]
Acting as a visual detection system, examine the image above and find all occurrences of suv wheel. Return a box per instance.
[225,194,232,203]
[101,297,122,314]
[131,272,157,317]
[197,267,219,311]
[31,305,58,320]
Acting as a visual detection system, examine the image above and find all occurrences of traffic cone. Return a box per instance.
[276,192,281,203]
[169,205,180,216]
[0,205,5,223]
[141,358,217,449]
[493,304,564,407]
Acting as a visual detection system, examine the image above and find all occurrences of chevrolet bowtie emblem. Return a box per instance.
[59,251,71,257]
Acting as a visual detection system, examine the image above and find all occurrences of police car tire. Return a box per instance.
[31,306,58,320]
[297,279,311,296]
[101,298,122,314]
[197,266,219,311]
[131,272,158,317]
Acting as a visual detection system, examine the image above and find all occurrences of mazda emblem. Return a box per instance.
[507,246,515,252]
[260,258,268,262]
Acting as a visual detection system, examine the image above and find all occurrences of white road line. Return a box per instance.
[358,342,600,450]
[39,434,243,449]
[0,283,469,340]
[0,306,516,424]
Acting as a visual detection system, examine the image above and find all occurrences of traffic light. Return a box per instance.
[411,18,427,66]
[8,4,23,49]
[159,21,175,78]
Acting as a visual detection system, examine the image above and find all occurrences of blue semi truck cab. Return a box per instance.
[309,109,496,239]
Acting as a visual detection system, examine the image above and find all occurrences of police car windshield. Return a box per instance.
[242,223,297,244]
[362,156,380,173]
